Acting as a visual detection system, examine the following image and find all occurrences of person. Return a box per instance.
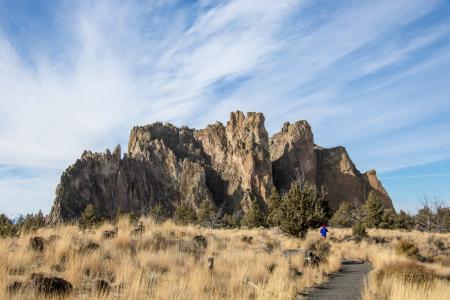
[320,224,328,239]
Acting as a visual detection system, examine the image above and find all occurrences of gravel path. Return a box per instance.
[305,260,371,300]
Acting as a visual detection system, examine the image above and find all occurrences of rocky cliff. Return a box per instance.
[270,121,316,191]
[315,146,393,210]
[49,111,393,222]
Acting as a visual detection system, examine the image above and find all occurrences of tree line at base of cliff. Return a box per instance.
[2,187,450,238]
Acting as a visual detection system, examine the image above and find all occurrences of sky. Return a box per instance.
[0,0,449,216]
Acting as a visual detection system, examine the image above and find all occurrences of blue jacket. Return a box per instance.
[320,227,328,237]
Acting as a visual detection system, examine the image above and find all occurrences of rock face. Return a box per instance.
[270,121,316,191]
[315,146,394,210]
[196,112,272,211]
[49,111,393,222]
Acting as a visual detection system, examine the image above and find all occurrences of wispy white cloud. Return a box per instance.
[0,0,449,214]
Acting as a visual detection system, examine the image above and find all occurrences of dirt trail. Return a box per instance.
[305,260,371,300]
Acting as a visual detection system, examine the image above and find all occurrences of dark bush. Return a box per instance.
[395,240,419,258]
[352,222,368,240]
[174,202,197,225]
[0,214,18,237]
[78,204,98,230]
[241,199,266,228]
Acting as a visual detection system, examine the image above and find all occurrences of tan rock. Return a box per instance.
[49,111,393,223]
[315,146,394,210]
[196,111,272,211]
[270,120,316,191]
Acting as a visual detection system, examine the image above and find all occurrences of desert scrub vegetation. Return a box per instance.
[0,217,342,300]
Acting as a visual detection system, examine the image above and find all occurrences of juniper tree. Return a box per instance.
[0,214,17,237]
[150,202,168,223]
[362,192,384,228]
[241,199,266,228]
[395,210,415,230]
[379,208,397,229]
[278,181,328,237]
[331,201,355,228]
[174,202,197,225]
[78,204,98,230]
[267,187,283,226]
[17,210,46,233]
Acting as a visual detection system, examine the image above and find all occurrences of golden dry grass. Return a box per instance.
[0,218,341,300]
[326,228,450,300]
[2,220,449,300]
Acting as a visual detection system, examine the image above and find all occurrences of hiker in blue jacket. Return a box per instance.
[320,224,328,238]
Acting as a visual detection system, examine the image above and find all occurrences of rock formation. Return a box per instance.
[315,146,393,210]
[270,121,316,191]
[196,111,272,211]
[49,111,393,222]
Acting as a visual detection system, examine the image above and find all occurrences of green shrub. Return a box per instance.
[128,213,139,226]
[379,209,397,229]
[331,202,355,228]
[241,199,266,228]
[352,222,368,240]
[267,187,282,226]
[17,210,46,233]
[304,236,331,258]
[362,191,384,228]
[221,212,241,228]
[0,214,18,237]
[78,204,98,230]
[395,239,419,258]
[174,202,197,225]
[278,182,328,237]
[427,236,446,252]
[150,202,169,223]
[395,210,415,230]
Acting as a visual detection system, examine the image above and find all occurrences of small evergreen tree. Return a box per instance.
[379,209,397,229]
[18,210,46,233]
[395,210,414,230]
[222,211,243,228]
[331,201,355,228]
[221,213,236,228]
[0,214,17,237]
[352,222,368,240]
[174,202,197,225]
[78,204,98,230]
[241,199,266,228]
[278,182,327,237]
[267,187,283,226]
[362,192,384,228]
[150,202,168,223]
[128,213,139,226]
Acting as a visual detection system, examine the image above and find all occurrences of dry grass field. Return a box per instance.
[0,218,341,300]
[1,218,450,299]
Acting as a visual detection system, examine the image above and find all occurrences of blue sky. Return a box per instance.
[0,0,449,215]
